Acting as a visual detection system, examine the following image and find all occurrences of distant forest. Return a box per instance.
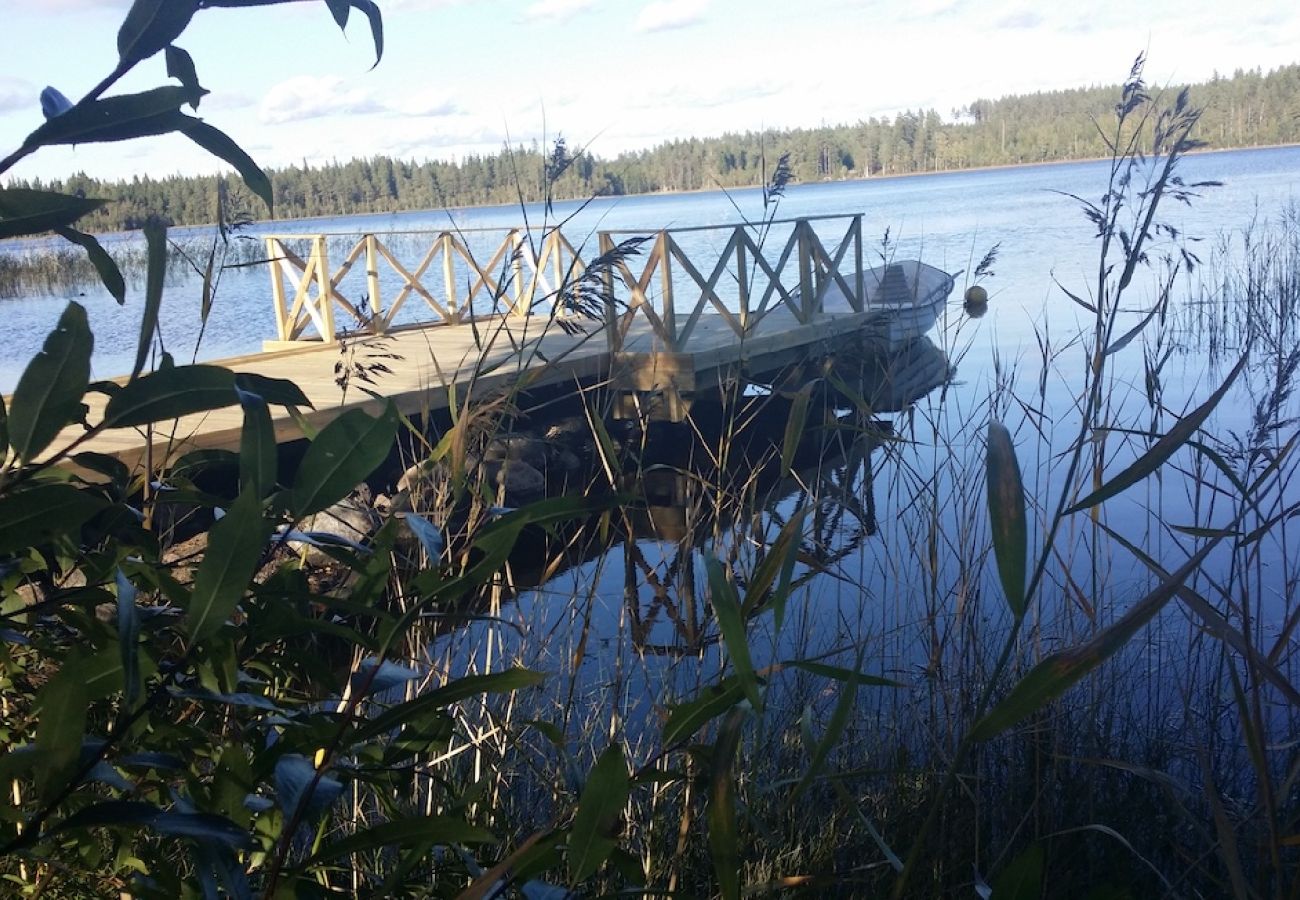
[10,64,1300,233]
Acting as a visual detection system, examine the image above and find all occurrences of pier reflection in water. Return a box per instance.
[500,333,954,663]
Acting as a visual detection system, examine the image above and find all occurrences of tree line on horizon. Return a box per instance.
[8,63,1300,234]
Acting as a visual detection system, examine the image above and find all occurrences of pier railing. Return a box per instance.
[264,214,864,352]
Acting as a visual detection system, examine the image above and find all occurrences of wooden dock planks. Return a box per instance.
[24,307,872,471]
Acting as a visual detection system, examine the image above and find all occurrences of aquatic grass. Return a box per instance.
[7,59,1300,899]
[0,230,268,300]
[259,63,1300,900]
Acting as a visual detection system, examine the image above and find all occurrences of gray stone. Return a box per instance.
[483,458,545,504]
[294,485,379,565]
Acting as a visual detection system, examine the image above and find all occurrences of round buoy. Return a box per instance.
[964,299,988,319]
[964,284,988,304]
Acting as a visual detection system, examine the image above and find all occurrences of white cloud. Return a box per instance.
[392,88,460,118]
[381,0,472,9]
[259,75,385,125]
[0,77,35,115]
[635,0,709,32]
[522,0,596,24]
[22,0,130,10]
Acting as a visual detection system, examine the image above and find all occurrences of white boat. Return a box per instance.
[812,259,955,345]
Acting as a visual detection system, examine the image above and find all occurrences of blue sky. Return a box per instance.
[0,0,1297,183]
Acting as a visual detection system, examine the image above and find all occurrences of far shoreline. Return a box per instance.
[5,141,1298,244]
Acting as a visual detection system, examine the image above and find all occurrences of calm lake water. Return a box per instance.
[4,146,1299,708]
[2,145,1297,390]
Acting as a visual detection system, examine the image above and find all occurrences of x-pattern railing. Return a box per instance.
[264,214,864,352]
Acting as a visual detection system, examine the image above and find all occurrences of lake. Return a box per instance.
[5,144,1299,893]
[2,145,1297,391]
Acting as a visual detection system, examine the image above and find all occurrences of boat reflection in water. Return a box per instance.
[507,333,955,658]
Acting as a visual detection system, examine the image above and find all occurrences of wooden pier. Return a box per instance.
[41,215,893,469]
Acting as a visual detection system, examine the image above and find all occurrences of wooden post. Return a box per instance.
[852,215,865,312]
[600,231,619,353]
[267,238,290,341]
[797,220,814,322]
[552,231,565,318]
[365,234,382,331]
[314,236,337,342]
[511,229,525,315]
[442,233,458,322]
[736,228,750,332]
[658,232,677,351]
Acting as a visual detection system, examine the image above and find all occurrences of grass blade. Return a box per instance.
[663,678,746,747]
[971,534,1222,741]
[706,554,763,713]
[308,816,495,866]
[708,708,747,900]
[789,650,862,804]
[1065,354,1247,514]
[742,508,807,628]
[781,382,814,476]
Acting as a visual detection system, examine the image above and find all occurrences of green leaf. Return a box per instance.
[118,0,199,65]
[151,811,253,849]
[164,45,202,105]
[176,117,273,214]
[0,188,107,239]
[324,0,350,26]
[52,225,126,304]
[83,632,156,700]
[8,302,93,462]
[198,0,381,66]
[356,668,546,742]
[234,372,311,409]
[35,658,89,801]
[72,452,132,488]
[970,535,1223,741]
[781,382,814,476]
[185,490,270,642]
[131,220,167,380]
[117,569,142,708]
[335,0,383,67]
[54,800,163,832]
[287,403,399,518]
[308,816,495,866]
[53,801,253,850]
[781,659,903,688]
[706,554,762,713]
[662,678,746,747]
[103,364,237,428]
[707,709,746,900]
[0,394,8,464]
[1065,354,1248,514]
[23,87,204,149]
[991,843,1044,900]
[568,744,631,883]
[987,420,1028,618]
[238,388,276,498]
